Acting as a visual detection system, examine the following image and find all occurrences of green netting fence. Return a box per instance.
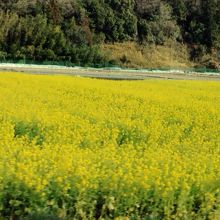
[0,59,220,74]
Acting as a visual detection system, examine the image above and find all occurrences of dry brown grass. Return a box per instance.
[102,41,194,69]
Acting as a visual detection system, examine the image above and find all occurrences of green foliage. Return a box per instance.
[137,2,181,44]
[0,0,219,66]
[168,0,220,47]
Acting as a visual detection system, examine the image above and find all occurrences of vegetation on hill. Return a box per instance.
[0,0,220,68]
[102,41,194,69]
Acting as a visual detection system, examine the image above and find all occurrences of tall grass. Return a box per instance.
[102,41,194,69]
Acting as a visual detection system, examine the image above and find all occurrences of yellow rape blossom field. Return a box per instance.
[0,72,220,220]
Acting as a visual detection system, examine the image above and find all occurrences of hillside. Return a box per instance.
[0,0,220,69]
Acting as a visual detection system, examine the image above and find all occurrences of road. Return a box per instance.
[0,63,220,81]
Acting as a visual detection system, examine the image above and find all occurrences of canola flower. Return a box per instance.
[0,72,220,219]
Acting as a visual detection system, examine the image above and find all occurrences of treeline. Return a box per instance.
[0,0,220,67]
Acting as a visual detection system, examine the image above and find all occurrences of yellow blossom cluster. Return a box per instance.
[0,72,220,219]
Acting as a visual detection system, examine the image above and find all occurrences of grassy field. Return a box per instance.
[0,72,220,219]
